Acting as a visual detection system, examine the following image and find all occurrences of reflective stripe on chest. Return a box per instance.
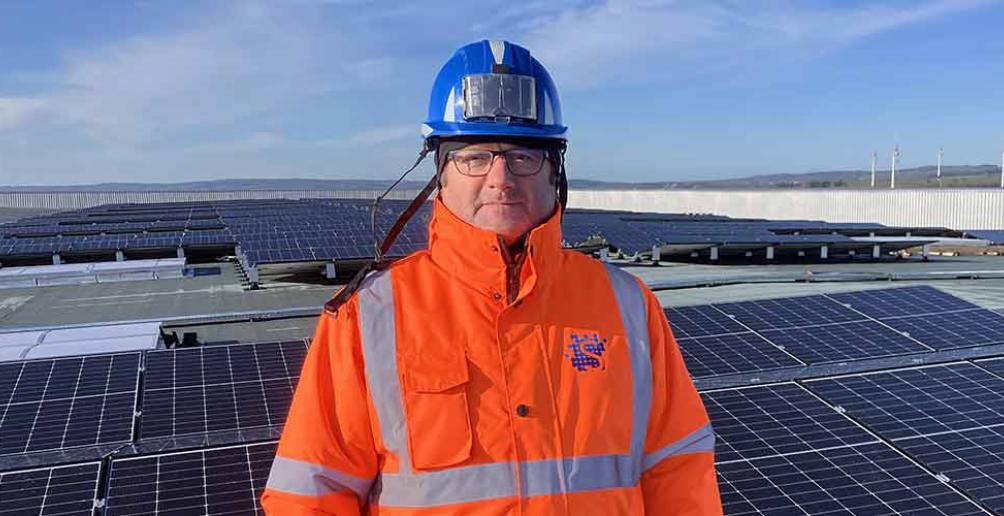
[357,265,653,508]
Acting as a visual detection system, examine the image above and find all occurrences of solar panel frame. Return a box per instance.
[105,441,276,516]
[717,443,984,515]
[877,309,1004,350]
[0,353,140,456]
[827,285,982,319]
[896,425,1004,514]
[714,295,866,331]
[975,356,1004,378]
[702,383,876,463]
[757,320,933,364]
[805,362,1004,440]
[676,332,804,378]
[664,305,748,340]
[140,341,307,441]
[0,462,100,515]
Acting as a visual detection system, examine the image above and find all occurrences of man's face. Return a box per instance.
[439,142,557,245]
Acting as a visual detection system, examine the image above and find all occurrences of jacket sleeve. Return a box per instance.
[261,297,379,515]
[639,285,723,515]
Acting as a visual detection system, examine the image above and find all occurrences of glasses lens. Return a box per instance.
[448,148,547,176]
[505,149,545,176]
[450,150,494,176]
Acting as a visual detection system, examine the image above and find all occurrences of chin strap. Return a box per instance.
[325,142,437,315]
[555,141,568,217]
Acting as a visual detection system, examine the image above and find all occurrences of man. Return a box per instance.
[262,40,721,514]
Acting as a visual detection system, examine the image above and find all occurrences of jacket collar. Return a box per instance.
[427,196,563,301]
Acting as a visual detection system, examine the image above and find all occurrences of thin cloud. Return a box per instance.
[0,0,996,184]
[517,0,991,88]
[183,125,417,155]
[0,97,45,129]
[1,3,392,148]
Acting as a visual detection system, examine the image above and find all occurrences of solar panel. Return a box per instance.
[714,295,864,331]
[664,305,748,339]
[827,285,981,319]
[757,321,931,363]
[877,310,1004,350]
[105,441,276,515]
[976,356,1004,377]
[702,383,874,463]
[676,333,803,378]
[0,353,139,456]
[717,443,984,515]
[966,230,1004,244]
[805,363,1004,440]
[896,425,1004,514]
[0,462,100,515]
[140,341,307,440]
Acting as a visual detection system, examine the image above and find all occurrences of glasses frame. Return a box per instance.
[446,148,550,177]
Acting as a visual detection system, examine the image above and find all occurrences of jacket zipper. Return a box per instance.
[499,236,525,304]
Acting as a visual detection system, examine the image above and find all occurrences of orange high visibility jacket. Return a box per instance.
[262,198,722,515]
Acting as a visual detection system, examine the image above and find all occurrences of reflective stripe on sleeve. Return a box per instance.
[642,423,716,473]
[603,264,654,482]
[266,455,373,499]
[357,270,413,475]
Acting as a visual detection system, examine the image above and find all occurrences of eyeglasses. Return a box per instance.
[447,148,549,177]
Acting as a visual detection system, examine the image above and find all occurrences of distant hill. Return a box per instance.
[568,165,1003,189]
[2,165,1001,191]
[0,178,429,192]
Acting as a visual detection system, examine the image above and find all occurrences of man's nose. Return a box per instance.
[484,154,516,190]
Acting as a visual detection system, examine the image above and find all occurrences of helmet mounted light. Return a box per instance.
[462,74,537,123]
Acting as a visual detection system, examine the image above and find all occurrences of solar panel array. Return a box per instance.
[685,285,1004,515]
[665,285,1004,380]
[2,284,1004,514]
[0,202,233,259]
[0,198,966,266]
[803,362,1004,514]
[0,339,307,515]
[222,198,430,266]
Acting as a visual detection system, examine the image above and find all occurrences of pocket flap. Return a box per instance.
[401,348,469,393]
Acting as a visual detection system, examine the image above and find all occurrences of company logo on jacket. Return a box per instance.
[565,332,609,372]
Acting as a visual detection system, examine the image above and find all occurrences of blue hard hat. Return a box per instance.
[422,40,567,141]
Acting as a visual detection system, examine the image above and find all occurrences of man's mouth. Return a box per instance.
[479,200,523,209]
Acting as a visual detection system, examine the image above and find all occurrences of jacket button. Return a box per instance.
[491,291,502,301]
[516,404,530,417]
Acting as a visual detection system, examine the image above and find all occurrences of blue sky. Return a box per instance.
[1,0,1002,186]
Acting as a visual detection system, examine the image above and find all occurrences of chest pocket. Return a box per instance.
[400,348,473,470]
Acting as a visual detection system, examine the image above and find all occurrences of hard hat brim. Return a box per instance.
[422,121,567,141]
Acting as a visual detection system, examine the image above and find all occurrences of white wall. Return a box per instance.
[4,188,1004,229]
[569,189,1004,229]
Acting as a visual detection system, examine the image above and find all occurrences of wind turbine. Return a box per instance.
[937,148,943,188]
[871,152,877,188]
[891,145,901,189]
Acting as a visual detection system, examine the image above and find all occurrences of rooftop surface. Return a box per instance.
[3,235,1004,514]
[4,255,1004,333]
